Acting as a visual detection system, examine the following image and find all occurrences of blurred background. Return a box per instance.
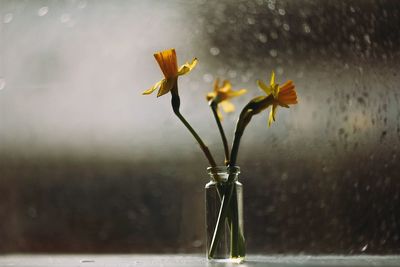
[0,0,399,254]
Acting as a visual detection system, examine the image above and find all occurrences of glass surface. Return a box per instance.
[205,167,244,262]
[0,0,399,254]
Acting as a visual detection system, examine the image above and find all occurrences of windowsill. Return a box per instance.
[0,254,399,267]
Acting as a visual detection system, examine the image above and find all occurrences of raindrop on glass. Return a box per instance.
[38,6,49,17]
[210,47,220,56]
[203,73,213,83]
[247,17,255,25]
[364,34,371,44]
[207,25,215,33]
[268,3,275,10]
[269,49,278,57]
[303,23,311,33]
[278,8,286,15]
[0,78,6,90]
[3,13,13,24]
[283,23,290,31]
[228,70,237,78]
[277,67,284,75]
[217,68,226,76]
[270,31,278,40]
[192,240,202,248]
[297,71,304,78]
[78,0,87,9]
[60,14,71,23]
[257,33,267,43]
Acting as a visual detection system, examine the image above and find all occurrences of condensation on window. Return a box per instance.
[0,0,399,254]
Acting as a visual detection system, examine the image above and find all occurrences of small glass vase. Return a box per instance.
[205,166,245,263]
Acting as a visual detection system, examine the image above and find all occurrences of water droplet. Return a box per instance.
[276,67,283,75]
[78,0,87,9]
[364,34,371,44]
[0,78,6,90]
[247,17,255,25]
[207,25,215,33]
[257,33,267,43]
[278,8,286,15]
[3,13,13,24]
[269,49,277,57]
[203,74,213,83]
[228,70,237,78]
[38,6,49,17]
[273,18,282,27]
[67,21,76,28]
[60,14,71,23]
[210,47,220,56]
[268,3,275,10]
[241,75,250,83]
[303,23,311,33]
[297,71,303,78]
[217,68,226,76]
[192,240,202,248]
[270,31,278,40]
[283,23,290,31]
[350,6,356,13]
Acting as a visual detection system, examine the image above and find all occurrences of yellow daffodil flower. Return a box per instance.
[257,71,298,126]
[206,79,247,119]
[142,48,198,97]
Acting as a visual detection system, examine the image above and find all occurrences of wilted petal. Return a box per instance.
[229,88,247,97]
[220,100,235,113]
[206,92,216,101]
[270,71,275,86]
[257,80,272,95]
[177,58,198,76]
[268,104,278,126]
[207,78,246,105]
[142,79,163,95]
[219,80,232,93]
[157,78,176,97]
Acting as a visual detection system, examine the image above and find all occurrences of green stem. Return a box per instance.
[209,183,234,257]
[209,101,230,165]
[209,110,251,258]
[171,88,216,167]
[209,96,274,258]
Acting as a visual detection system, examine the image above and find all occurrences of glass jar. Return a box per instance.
[205,166,245,262]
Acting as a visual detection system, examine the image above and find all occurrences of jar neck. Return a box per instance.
[207,166,240,183]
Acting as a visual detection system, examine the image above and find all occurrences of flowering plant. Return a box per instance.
[143,48,298,261]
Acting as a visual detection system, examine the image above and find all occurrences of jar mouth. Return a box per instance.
[207,166,240,175]
[207,166,240,182]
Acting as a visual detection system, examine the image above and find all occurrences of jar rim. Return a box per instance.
[207,166,240,175]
